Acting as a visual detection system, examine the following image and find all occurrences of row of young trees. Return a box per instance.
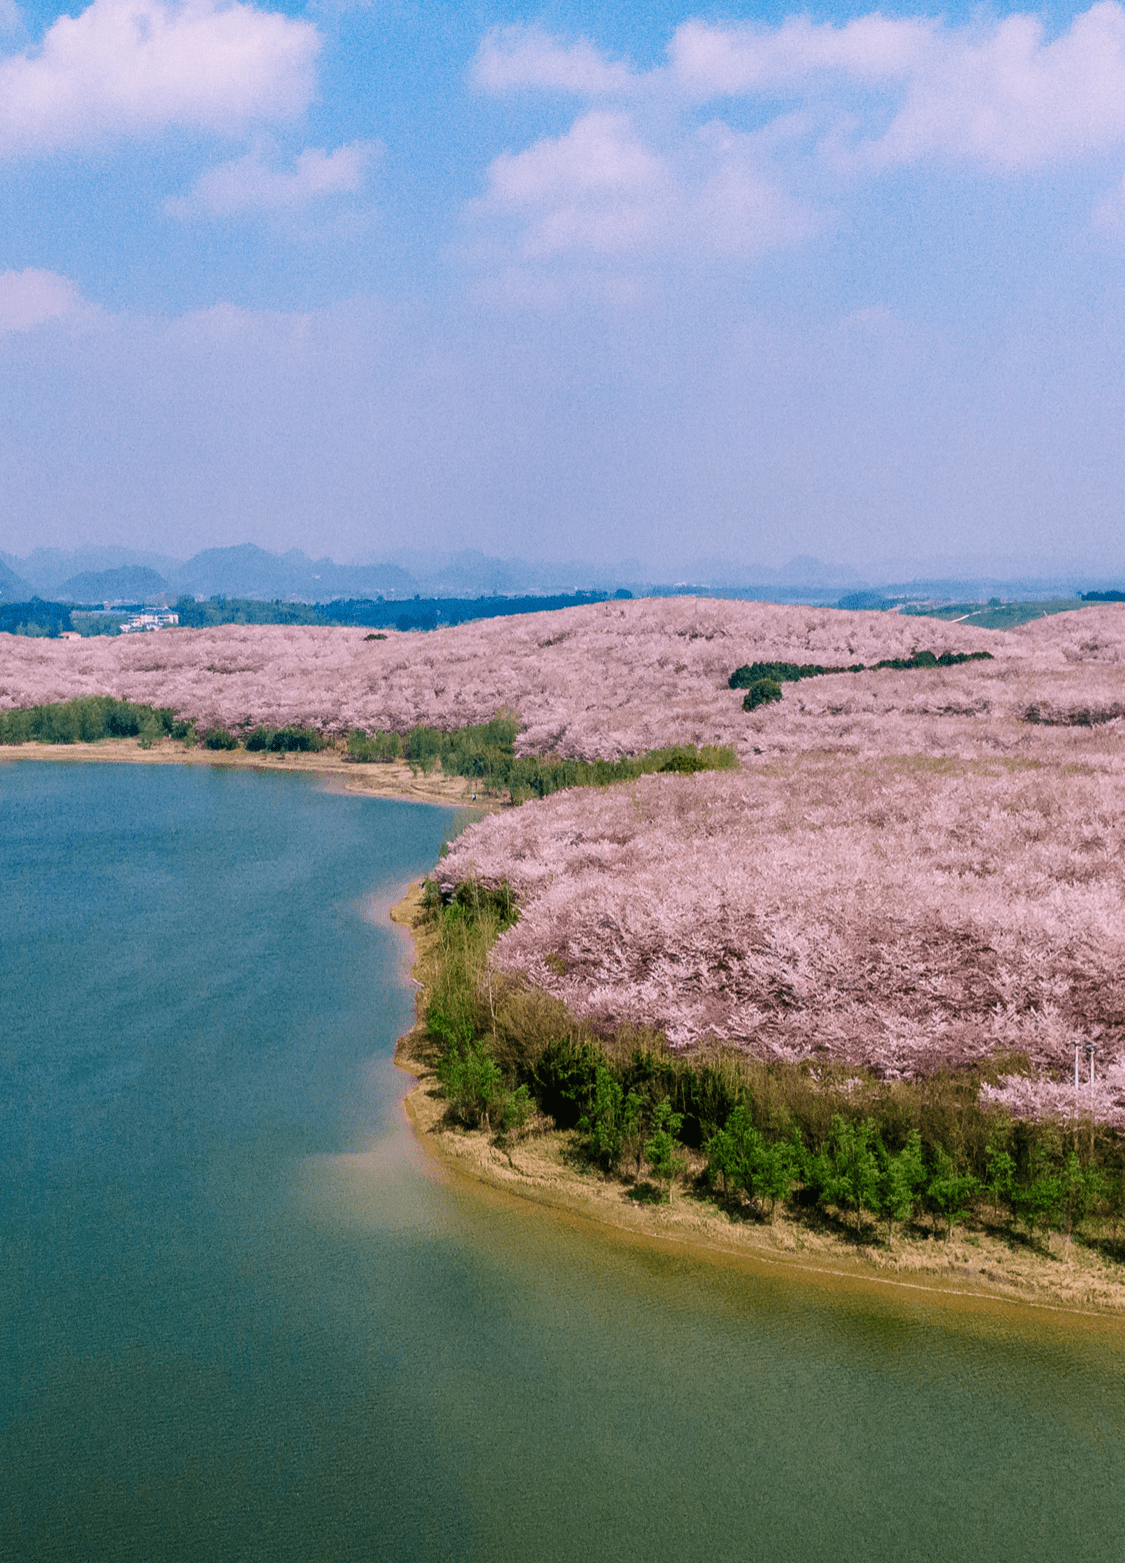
[349,715,737,801]
[0,695,191,747]
[422,880,1125,1254]
[0,696,333,755]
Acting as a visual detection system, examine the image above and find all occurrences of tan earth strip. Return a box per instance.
[0,736,500,808]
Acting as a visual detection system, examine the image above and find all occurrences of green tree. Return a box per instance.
[704,1105,761,1203]
[810,1116,884,1234]
[620,1089,646,1179]
[754,1134,802,1222]
[645,1098,686,1201]
[1013,1148,1063,1249]
[438,1043,504,1131]
[577,1066,643,1173]
[923,1150,980,1240]
[882,1130,927,1238]
[742,678,782,712]
[984,1132,1017,1228]
[1058,1150,1105,1245]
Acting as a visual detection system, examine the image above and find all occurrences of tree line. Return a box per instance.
[0,600,75,638]
[171,590,618,631]
[0,696,334,755]
[729,650,994,712]
[0,696,191,747]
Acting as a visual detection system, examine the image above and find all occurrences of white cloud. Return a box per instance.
[479,6,1125,174]
[166,139,378,217]
[0,268,90,331]
[0,0,319,157]
[478,110,814,262]
[667,14,935,95]
[473,25,636,96]
[0,0,23,37]
[867,5,1125,170]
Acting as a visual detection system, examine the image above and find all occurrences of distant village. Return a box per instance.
[116,610,179,634]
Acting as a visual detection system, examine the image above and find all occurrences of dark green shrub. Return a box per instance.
[245,725,324,752]
[204,729,239,750]
[659,751,710,774]
[347,728,401,762]
[729,661,846,688]
[269,726,323,752]
[0,695,167,745]
[531,1036,604,1128]
[449,879,518,927]
[743,678,782,711]
[403,725,442,772]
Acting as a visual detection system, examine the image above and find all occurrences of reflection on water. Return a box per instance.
[2,761,1122,1563]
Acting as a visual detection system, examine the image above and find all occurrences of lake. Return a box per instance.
[2,760,1123,1562]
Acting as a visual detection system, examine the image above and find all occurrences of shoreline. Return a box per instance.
[390,881,1125,1325]
[0,735,496,808]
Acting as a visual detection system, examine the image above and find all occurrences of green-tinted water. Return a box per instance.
[2,761,1122,1563]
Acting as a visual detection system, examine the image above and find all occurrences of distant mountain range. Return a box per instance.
[0,541,1119,608]
[0,543,621,605]
[0,557,34,604]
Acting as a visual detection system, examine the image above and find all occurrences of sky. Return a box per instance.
[2,0,1125,577]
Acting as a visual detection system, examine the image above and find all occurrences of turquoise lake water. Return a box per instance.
[2,760,1124,1563]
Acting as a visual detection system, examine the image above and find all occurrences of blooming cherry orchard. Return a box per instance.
[438,754,1125,1124]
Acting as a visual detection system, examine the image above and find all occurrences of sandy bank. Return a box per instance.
[0,735,496,808]
[391,882,1125,1323]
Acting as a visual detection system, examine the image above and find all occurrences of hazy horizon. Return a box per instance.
[3,537,1122,599]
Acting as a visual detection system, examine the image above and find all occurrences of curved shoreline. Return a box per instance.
[0,734,492,808]
[390,882,1125,1326]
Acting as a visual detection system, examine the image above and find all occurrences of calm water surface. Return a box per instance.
[1,761,1123,1563]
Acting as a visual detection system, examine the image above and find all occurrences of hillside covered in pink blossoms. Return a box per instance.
[6,596,1125,1123]
[6,594,1119,760]
[437,751,1125,1126]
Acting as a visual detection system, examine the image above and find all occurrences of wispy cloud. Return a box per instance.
[668,8,1125,171]
[481,7,1125,173]
[473,25,637,97]
[0,0,319,157]
[0,268,93,331]
[166,139,378,218]
[478,110,815,262]
[471,5,1125,271]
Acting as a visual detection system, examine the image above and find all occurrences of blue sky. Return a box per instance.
[2,0,1125,576]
